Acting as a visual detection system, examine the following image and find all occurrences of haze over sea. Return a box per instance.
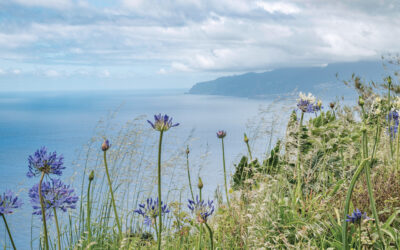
[0,89,289,245]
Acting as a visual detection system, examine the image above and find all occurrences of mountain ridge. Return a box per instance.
[188,61,387,98]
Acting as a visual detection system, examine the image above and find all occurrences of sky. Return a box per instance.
[0,0,400,91]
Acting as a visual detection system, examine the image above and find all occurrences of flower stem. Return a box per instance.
[157,130,164,250]
[53,207,61,250]
[342,157,370,249]
[186,149,195,201]
[87,178,93,243]
[245,141,253,162]
[295,112,304,201]
[221,138,230,208]
[1,214,16,250]
[198,188,203,250]
[396,123,400,172]
[103,151,122,237]
[39,171,49,250]
[205,222,214,250]
[362,126,385,248]
[358,222,362,250]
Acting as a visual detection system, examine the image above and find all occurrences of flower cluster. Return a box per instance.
[134,198,170,227]
[187,196,215,223]
[29,179,78,219]
[346,208,371,224]
[147,114,179,132]
[387,109,399,139]
[0,190,23,216]
[297,92,321,113]
[216,130,226,139]
[27,147,65,177]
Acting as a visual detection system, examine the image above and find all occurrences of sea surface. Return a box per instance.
[0,89,292,247]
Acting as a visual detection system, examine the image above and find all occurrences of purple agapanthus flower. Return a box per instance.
[134,198,170,227]
[27,147,65,178]
[0,190,23,216]
[147,114,179,132]
[216,130,226,139]
[387,110,399,139]
[29,179,78,219]
[297,92,321,113]
[346,208,371,224]
[188,195,215,223]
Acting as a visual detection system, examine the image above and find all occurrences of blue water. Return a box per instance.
[0,89,285,247]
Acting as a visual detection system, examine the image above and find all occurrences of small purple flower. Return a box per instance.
[188,195,215,223]
[29,179,79,219]
[387,110,399,139]
[101,139,111,151]
[0,190,23,216]
[216,130,226,139]
[346,208,371,224]
[134,198,170,227]
[27,147,65,178]
[147,114,179,132]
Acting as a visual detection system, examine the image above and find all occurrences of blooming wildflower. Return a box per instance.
[297,92,317,113]
[29,179,79,219]
[187,195,215,223]
[27,147,65,178]
[147,114,179,132]
[134,198,170,227]
[216,130,226,139]
[101,139,111,151]
[314,100,323,111]
[346,208,370,224]
[0,190,23,215]
[387,110,399,139]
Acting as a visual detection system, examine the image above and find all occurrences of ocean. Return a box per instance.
[0,89,291,247]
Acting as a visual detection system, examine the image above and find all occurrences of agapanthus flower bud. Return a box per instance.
[186,146,190,155]
[216,130,226,139]
[101,139,111,151]
[198,177,203,189]
[244,133,249,143]
[88,170,95,181]
[329,102,335,109]
[147,114,179,132]
[358,97,365,107]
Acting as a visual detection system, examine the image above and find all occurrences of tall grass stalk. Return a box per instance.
[39,171,49,250]
[103,150,122,238]
[1,215,16,250]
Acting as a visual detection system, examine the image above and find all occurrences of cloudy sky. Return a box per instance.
[0,0,399,91]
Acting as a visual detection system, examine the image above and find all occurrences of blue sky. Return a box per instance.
[0,0,399,91]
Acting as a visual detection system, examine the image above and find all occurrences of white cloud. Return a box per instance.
[157,68,167,74]
[101,70,110,77]
[0,69,5,75]
[44,70,59,77]
[12,0,73,9]
[12,69,21,75]
[255,1,300,14]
